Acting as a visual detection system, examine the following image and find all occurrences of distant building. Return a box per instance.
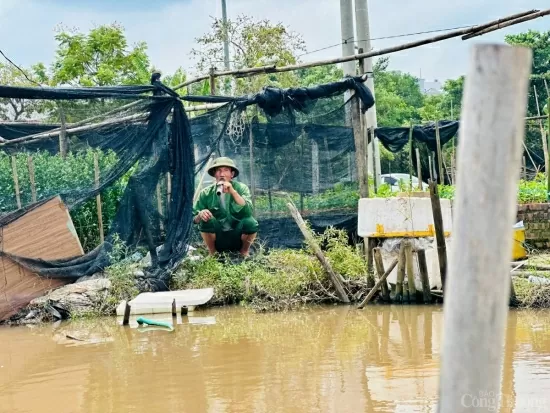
[418,78,443,96]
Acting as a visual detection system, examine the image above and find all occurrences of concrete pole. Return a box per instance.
[339,0,356,78]
[221,0,230,72]
[355,0,381,186]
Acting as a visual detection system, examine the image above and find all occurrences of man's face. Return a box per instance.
[215,166,235,182]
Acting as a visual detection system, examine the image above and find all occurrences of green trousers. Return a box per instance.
[198,216,259,252]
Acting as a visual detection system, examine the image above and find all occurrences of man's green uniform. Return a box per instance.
[193,180,259,252]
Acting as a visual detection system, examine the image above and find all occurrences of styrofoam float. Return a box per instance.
[116,288,214,316]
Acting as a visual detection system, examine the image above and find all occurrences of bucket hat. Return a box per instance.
[207,156,239,177]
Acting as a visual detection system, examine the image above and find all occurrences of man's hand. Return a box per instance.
[197,209,213,222]
[220,181,234,194]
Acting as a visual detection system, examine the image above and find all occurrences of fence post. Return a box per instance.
[437,44,531,412]
[93,152,104,243]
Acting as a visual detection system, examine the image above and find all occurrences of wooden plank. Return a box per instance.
[0,196,84,320]
[287,202,349,303]
[437,44,531,412]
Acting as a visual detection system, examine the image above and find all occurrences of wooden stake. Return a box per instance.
[395,241,406,302]
[437,43,531,413]
[287,202,349,303]
[373,247,391,301]
[429,180,447,290]
[408,124,414,190]
[27,156,37,203]
[209,67,216,95]
[94,152,104,243]
[352,98,369,198]
[415,148,423,190]
[249,117,256,209]
[156,181,164,231]
[533,86,549,177]
[11,156,21,209]
[417,249,432,304]
[365,238,376,288]
[122,301,131,326]
[404,241,417,303]
[357,257,398,308]
[435,121,444,185]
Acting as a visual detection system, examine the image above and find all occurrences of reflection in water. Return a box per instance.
[0,306,549,413]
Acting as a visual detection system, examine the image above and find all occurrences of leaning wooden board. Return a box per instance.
[0,196,84,320]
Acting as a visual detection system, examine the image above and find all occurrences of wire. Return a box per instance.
[0,49,42,87]
[297,25,474,58]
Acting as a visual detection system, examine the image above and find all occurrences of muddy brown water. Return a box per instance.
[1,306,549,413]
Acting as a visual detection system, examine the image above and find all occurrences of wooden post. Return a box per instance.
[437,44,531,413]
[408,124,414,190]
[365,238,376,288]
[370,128,377,194]
[249,117,256,210]
[311,139,320,195]
[395,241,406,302]
[122,301,131,326]
[533,86,549,177]
[287,202,349,303]
[428,155,433,181]
[435,121,443,185]
[352,98,369,198]
[404,241,417,303]
[415,148,423,190]
[373,247,391,301]
[357,257,398,308]
[156,181,164,231]
[11,156,21,209]
[58,105,68,158]
[428,180,447,290]
[166,172,172,216]
[94,152,104,243]
[209,67,216,95]
[27,156,37,203]
[417,249,432,304]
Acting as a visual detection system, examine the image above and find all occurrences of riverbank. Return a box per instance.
[4,228,550,325]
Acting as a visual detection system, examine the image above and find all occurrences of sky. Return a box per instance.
[0,0,548,84]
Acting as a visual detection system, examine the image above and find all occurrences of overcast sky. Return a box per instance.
[0,0,548,83]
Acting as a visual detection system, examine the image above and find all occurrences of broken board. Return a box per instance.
[0,196,84,320]
[116,288,214,316]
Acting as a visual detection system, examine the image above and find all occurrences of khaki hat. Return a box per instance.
[208,156,240,177]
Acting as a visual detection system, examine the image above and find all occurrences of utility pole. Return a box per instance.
[355,0,381,187]
[339,0,356,79]
[221,0,231,94]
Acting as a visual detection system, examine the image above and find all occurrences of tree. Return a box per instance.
[48,23,152,87]
[190,15,307,95]
[0,63,43,121]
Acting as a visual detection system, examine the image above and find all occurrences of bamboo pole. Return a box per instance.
[417,249,432,304]
[415,148,423,190]
[544,79,549,96]
[428,180,447,290]
[166,172,172,216]
[193,156,213,203]
[404,241,417,303]
[173,9,544,90]
[249,117,256,210]
[11,156,21,209]
[370,127,377,193]
[373,247,391,301]
[437,43,531,413]
[428,155,433,181]
[58,105,68,158]
[435,121,443,185]
[395,241,406,302]
[408,124,414,190]
[94,153,105,243]
[461,9,550,40]
[156,181,164,231]
[287,202,350,303]
[357,257,398,308]
[209,67,216,95]
[533,86,548,176]
[27,155,36,203]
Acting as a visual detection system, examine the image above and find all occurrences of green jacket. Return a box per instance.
[193,180,254,228]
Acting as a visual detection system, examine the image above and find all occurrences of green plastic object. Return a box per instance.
[136,317,174,331]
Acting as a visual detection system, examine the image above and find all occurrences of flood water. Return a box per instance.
[1,306,549,413]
